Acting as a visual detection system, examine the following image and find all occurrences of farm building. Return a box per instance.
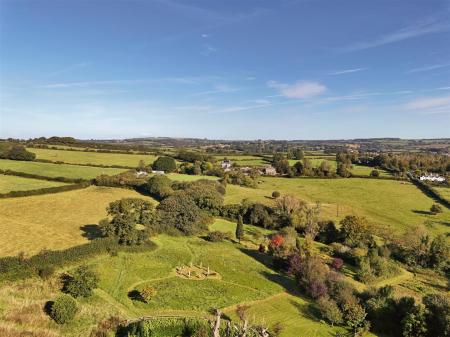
[152,170,165,175]
[221,160,233,172]
[260,165,277,176]
[419,174,445,182]
[135,170,148,178]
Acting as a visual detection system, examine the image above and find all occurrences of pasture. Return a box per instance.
[0,186,155,257]
[434,186,450,202]
[0,174,68,193]
[87,235,346,337]
[0,159,127,180]
[28,148,157,167]
[224,177,450,235]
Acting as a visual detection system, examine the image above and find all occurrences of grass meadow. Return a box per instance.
[0,159,127,180]
[28,148,157,167]
[0,174,69,193]
[0,186,155,257]
[224,177,450,235]
[434,186,450,202]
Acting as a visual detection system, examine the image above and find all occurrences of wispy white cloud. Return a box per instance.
[340,16,450,52]
[267,80,327,99]
[190,84,239,96]
[407,63,450,73]
[201,44,217,55]
[38,76,222,89]
[201,33,209,38]
[45,62,89,78]
[403,95,450,114]
[329,67,367,75]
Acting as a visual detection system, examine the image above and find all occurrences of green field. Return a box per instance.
[87,234,346,337]
[224,293,349,337]
[0,174,69,193]
[224,177,450,235]
[28,148,157,167]
[434,186,450,202]
[0,159,128,180]
[0,186,155,257]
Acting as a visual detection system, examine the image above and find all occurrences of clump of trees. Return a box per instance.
[99,198,156,245]
[152,156,177,172]
[63,265,99,298]
[0,143,36,161]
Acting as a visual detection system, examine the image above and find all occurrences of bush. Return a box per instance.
[272,191,281,198]
[64,265,99,298]
[50,294,78,324]
[206,230,231,242]
[152,156,177,172]
[139,286,157,303]
[370,169,380,177]
[430,203,443,214]
[38,265,55,279]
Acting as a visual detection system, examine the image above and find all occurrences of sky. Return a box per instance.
[0,0,449,140]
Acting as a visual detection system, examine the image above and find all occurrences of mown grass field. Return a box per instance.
[0,159,127,179]
[224,177,450,235]
[0,186,155,257]
[0,174,69,193]
[28,148,157,167]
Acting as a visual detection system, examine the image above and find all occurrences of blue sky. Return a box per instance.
[1,0,449,140]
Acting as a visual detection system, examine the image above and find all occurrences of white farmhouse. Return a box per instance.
[221,160,233,172]
[419,174,445,182]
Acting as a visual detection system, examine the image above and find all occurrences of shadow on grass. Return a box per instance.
[238,247,298,295]
[43,300,54,317]
[128,290,146,303]
[80,224,103,240]
[412,209,433,215]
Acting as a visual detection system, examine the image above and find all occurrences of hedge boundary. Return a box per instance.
[408,173,450,209]
[34,159,135,169]
[0,181,91,199]
[0,169,89,183]
[0,238,157,283]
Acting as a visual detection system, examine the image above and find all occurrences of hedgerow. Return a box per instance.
[0,169,89,183]
[0,238,157,282]
[0,181,91,198]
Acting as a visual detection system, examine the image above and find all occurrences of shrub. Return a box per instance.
[50,294,78,324]
[272,191,281,198]
[317,296,343,326]
[152,156,177,172]
[38,265,55,279]
[430,203,443,215]
[139,286,157,303]
[205,231,231,242]
[331,258,344,270]
[64,265,99,298]
[370,169,380,177]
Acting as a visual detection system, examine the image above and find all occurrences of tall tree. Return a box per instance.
[236,215,244,243]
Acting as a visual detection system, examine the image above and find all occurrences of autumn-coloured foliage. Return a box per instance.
[270,234,284,247]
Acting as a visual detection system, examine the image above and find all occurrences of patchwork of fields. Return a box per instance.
[0,150,447,337]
